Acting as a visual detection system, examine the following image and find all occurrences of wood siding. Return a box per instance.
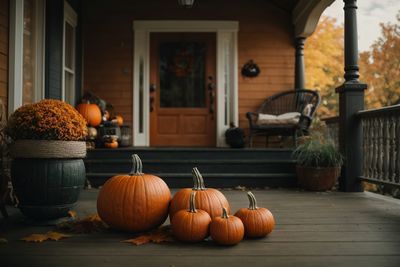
[0,0,8,113]
[82,0,295,142]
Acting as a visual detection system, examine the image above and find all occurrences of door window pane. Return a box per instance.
[159,42,206,108]
[65,22,74,70]
[23,0,35,105]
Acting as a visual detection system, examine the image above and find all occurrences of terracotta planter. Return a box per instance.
[296,165,341,191]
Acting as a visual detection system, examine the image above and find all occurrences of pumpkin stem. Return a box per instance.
[221,207,229,219]
[129,154,143,175]
[247,191,258,210]
[192,167,206,190]
[189,191,197,213]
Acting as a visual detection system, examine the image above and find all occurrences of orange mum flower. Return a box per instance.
[6,99,88,141]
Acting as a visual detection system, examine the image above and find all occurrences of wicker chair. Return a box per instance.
[246,89,320,147]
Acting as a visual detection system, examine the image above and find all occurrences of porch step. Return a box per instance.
[84,147,297,188]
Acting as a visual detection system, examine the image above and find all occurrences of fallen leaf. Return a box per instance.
[56,213,108,234]
[0,238,7,243]
[122,225,173,246]
[67,210,77,219]
[122,235,152,246]
[21,234,49,243]
[21,231,71,243]
[46,231,71,241]
[151,231,174,244]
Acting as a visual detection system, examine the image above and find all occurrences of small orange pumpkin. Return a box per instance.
[104,140,118,148]
[97,154,171,232]
[169,167,230,220]
[76,102,102,127]
[234,191,275,238]
[112,115,123,126]
[210,207,244,246]
[171,191,211,242]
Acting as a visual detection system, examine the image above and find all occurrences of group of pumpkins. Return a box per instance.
[97,154,275,245]
[76,101,124,148]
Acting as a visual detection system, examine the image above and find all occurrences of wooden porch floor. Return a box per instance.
[1,189,400,267]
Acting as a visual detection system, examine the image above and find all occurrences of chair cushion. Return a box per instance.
[257,112,301,126]
[302,104,314,117]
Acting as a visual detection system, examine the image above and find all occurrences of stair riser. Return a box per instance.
[88,176,297,188]
[85,148,296,188]
[86,150,293,160]
[85,162,295,174]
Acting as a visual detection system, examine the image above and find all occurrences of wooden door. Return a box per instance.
[150,33,216,147]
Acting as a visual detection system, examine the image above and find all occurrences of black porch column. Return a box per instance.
[294,37,306,90]
[336,0,367,192]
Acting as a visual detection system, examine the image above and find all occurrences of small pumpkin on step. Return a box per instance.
[76,102,102,127]
[234,191,275,238]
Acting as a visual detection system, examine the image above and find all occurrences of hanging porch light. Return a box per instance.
[178,0,195,8]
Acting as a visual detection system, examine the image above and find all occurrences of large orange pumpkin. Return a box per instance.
[171,191,211,242]
[76,102,102,127]
[234,191,275,238]
[97,154,171,232]
[169,167,230,220]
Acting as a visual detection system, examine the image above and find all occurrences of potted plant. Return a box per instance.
[6,99,88,220]
[292,133,343,191]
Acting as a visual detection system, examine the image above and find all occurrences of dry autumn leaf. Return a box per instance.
[46,231,71,241]
[67,210,77,219]
[122,236,151,246]
[122,225,173,246]
[21,234,49,243]
[21,232,71,243]
[56,213,108,234]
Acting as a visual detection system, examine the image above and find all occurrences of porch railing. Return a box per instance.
[358,105,400,187]
[323,105,400,188]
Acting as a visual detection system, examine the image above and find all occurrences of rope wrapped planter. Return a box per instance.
[9,140,87,159]
[9,140,87,221]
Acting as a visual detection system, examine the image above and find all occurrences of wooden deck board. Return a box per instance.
[1,189,400,267]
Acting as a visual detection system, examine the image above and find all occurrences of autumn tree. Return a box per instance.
[359,11,400,109]
[305,16,344,118]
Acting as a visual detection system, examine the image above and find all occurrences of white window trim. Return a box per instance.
[132,20,239,147]
[8,0,45,114]
[62,1,77,104]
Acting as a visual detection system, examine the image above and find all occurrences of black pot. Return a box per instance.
[11,158,86,220]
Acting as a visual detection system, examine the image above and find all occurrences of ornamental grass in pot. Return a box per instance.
[292,133,343,191]
[6,99,88,220]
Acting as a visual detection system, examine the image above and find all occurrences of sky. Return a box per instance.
[323,0,400,52]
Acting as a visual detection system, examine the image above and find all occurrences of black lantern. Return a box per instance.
[178,0,195,8]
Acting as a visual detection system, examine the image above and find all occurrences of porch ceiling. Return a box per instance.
[270,0,298,13]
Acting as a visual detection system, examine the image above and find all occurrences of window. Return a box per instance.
[63,1,77,105]
[9,0,45,113]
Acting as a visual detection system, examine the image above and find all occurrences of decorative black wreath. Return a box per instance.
[241,60,260,78]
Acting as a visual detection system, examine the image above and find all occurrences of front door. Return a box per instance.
[150,33,216,147]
